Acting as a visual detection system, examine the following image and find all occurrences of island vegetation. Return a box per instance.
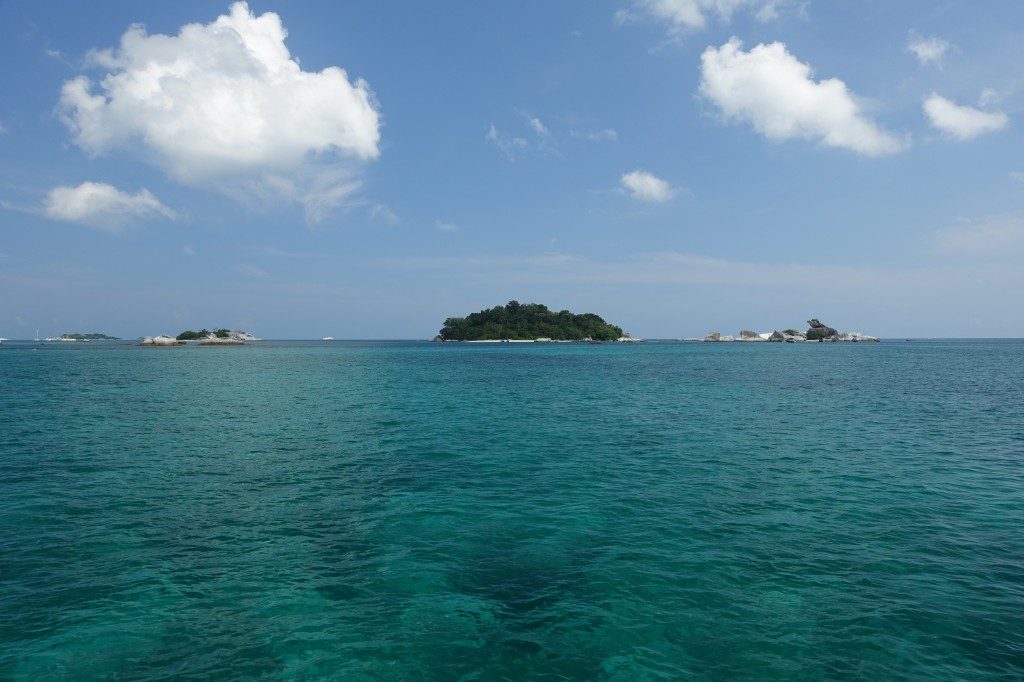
[439,301,624,341]
[60,332,119,340]
[176,328,232,341]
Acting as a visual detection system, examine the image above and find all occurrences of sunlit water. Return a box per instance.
[1,340,1022,679]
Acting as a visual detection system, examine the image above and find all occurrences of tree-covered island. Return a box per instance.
[438,301,624,341]
[59,333,120,340]
[176,328,232,341]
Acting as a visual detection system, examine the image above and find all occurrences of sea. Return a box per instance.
[1,339,1022,679]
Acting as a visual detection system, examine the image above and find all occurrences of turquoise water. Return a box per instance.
[1,340,1022,679]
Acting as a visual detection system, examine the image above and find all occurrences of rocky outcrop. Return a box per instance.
[837,332,879,342]
[198,335,244,345]
[699,320,876,343]
[766,330,808,342]
[806,318,839,341]
[139,335,184,346]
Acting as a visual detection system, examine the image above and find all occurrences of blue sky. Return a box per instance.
[2,0,1023,338]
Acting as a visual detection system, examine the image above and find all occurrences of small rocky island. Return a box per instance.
[699,319,878,343]
[436,301,632,341]
[140,329,259,346]
[59,332,120,341]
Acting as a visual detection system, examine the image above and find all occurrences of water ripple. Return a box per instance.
[1,340,1022,679]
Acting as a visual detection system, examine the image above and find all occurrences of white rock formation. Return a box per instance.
[140,335,183,346]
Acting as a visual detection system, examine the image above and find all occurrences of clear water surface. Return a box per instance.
[1,340,1022,679]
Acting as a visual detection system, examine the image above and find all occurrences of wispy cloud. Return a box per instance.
[486,124,528,160]
[616,0,798,38]
[527,116,550,137]
[260,247,331,259]
[489,115,616,158]
[377,249,1023,331]
[370,203,399,226]
[235,263,268,278]
[42,181,176,231]
[435,219,458,233]
[932,214,1024,256]
[907,32,951,66]
[383,254,580,270]
[571,128,618,142]
[378,250,940,296]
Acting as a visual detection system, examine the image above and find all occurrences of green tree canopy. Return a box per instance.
[175,328,232,341]
[439,302,624,341]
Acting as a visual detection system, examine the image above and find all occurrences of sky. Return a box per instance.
[2,0,1023,339]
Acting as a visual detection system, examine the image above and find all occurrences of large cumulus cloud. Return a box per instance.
[700,38,905,156]
[58,2,381,219]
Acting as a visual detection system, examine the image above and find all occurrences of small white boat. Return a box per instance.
[322,336,334,341]
[0,337,7,344]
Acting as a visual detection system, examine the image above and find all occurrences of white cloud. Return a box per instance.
[590,128,618,141]
[906,33,950,66]
[621,170,676,202]
[296,170,362,224]
[699,38,905,156]
[923,94,1008,140]
[43,182,175,230]
[384,253,580,270]
[753,0,793,22]
[486,124,528,160]
[182,244,196,256]
[370,203,399,226]
[572,128,618,141]
[261,247,328,259]
[978,88,1001,107]
[235,263,268,278]
[57,2,380,218]
[435,219,458,232]
[0,119,7,134]
[617,0,794,35]
[933,214,1024,256]
[528,117,550,137]
[1010,172,1024,184]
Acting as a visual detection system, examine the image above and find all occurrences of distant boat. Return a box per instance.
[322,336,334,341]
[0,337,7,344]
